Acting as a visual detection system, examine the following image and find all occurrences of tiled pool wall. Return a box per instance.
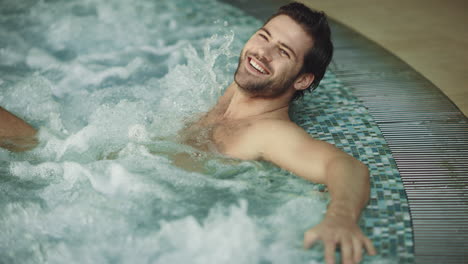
[291,73,414,262]
[220,0,417,262]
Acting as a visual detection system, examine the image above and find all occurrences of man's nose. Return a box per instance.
[257,45,273,62]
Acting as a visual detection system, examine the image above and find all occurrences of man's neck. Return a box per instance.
[220,82,292,120]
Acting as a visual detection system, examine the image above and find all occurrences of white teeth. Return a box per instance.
[249,59,266,74]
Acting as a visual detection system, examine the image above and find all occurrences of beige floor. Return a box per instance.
[298,0,468,117]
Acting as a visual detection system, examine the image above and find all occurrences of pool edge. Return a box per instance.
[219,0,468,263]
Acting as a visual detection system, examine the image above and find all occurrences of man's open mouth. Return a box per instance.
[247,57,270,75]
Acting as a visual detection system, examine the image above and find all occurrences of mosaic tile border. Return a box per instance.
[291,73,414,263]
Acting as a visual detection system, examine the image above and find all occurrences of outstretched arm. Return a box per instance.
[255,120,377,264]
[303,156,377,264]
[0,106,38,152]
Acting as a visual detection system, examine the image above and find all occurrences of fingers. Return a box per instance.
[352,238,362,263]
[324,241,337,264]
[328,236,375,264]
[303,230,320,249]
[340,238,353,264]
[363,236,377,256]
[303,228,377,264]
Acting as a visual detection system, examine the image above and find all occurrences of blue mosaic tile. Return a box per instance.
[291,72,414,263]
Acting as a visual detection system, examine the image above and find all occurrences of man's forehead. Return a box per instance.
[263,15,313,57]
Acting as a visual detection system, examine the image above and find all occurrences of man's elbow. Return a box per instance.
[326,156,370,183]
[354,159,371,201]
[356,159,370,178]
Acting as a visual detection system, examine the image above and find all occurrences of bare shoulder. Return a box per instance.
[232,118,318,156]
[251,118,310,138]
[247,118,320,149]
[257,118,347,154]
[246,118,353,183]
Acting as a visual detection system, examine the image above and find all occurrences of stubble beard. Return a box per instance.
[234,53,298,99]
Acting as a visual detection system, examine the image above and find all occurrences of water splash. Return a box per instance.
[0,0,391,263]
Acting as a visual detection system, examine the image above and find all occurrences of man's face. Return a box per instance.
[234,15,313,98]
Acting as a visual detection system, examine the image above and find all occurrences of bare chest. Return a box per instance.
[178,109,253,156]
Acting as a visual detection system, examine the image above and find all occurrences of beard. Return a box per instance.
[234,53,298,99]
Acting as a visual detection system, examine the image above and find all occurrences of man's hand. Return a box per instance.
[303,215,377,264]
[244,120,376,263]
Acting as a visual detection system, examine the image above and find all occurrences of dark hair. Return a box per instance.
[266,2,334,100]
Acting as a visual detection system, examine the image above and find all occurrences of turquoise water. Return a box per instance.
[0,0,412,263]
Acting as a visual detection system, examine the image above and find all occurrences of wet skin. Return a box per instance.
[0,14,377,264]
[179,15,377,264]
[0,107,38,152]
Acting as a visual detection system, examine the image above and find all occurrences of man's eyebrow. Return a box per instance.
[259,27,297,59]
[259,27,272,37]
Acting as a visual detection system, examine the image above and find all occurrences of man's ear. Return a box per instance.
[293,73,315,91]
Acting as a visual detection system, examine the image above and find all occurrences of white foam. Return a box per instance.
[26,48,60,69]
[85,57,143,86]
[140,41,189,56]
[155,200,261,264]
[0,30,28,66]
[9,161,63,183]
[0,0,368,263]
[57,125,97,160]
[1,75,65,135]
[47,56,144,97]
[127,124,151,143]
[28,128,67,162]
[0,48,24,66]
[47,17,75,51]
[116,142,155,159]
[153,43,229,128]
[86,162,131,195]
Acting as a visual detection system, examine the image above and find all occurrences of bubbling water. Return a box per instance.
[0,0,395,263]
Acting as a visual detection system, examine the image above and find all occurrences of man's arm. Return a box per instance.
[0,106,38,152]
[303,156,377,264]
[253,120,377,264]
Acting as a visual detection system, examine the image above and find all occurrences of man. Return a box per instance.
[1,2,376,263]
[179,3,376,264]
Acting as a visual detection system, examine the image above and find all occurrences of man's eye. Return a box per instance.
[259,34,268,40]
[280,49,289,57]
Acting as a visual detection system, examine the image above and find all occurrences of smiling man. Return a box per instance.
[0,2,376,263]
[179,2,377,264]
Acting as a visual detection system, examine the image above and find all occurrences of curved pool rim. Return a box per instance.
[220,0,468,263]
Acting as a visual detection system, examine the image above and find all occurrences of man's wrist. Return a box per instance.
[326,201,360,222]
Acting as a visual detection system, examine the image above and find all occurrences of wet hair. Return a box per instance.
[265,2,334,100]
